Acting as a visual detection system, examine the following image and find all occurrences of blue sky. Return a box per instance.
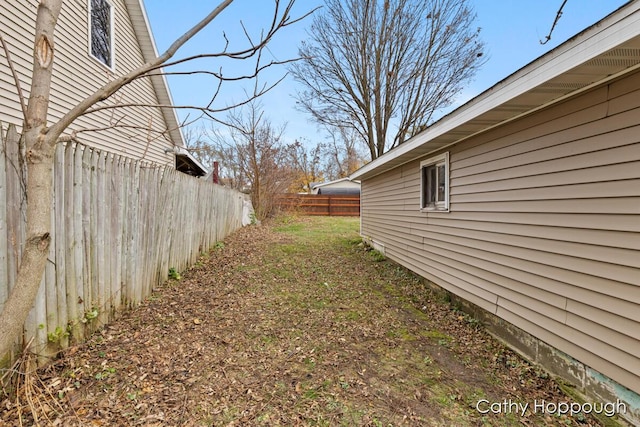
[144,0,630,145]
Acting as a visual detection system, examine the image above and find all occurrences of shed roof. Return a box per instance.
[351,1,640,181]
[312,178,361,189]
[175,147,208,177]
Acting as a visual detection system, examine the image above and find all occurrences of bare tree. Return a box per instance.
[291,0,485,161]
[212,101,293,219]
[322,126,366,180]
[0,0,306,359]
[285,140,324,193]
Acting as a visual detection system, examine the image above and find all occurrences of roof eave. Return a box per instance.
[312,177,361,189]
[175,146,209,176]
[124,0,185,147]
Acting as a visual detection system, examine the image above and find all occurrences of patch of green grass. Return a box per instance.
[369,249,386,262]
[342,310,362,321]
[310,298,329,309]
[234,264,255,273]
[275,222,305,234]
[268,265,297,280]
[386,326,416,341]
[168,267,181,280]
[304,388,320,400]
[275,216,360,242]
[303,357,317,369]
[346,236,363,246]
[277,244,298,255]
[421,329,453,343]
[405,305,430,321]
[260,335,277,345]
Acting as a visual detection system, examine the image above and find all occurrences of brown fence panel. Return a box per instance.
[276,194,360,216]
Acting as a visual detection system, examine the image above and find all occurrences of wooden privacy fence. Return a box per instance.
[276,194,360,216]
[0,124,248,361]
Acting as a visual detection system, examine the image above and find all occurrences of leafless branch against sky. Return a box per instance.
[540,0,568,45]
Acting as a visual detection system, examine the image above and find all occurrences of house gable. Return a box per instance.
[0,0,185,165]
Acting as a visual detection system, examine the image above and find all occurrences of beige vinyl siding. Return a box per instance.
[0,4,33,126]
[0,1,174,165]
[360,69,640,394]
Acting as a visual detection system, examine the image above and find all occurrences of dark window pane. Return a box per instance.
[91,0,111,67]
[437,164,445,202]
[422,164,437,207]
[421,167,428,207]
[428,165,436,204]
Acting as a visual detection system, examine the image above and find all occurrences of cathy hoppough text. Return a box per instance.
[475,399,627,418]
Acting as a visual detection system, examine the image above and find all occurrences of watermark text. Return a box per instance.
[475,399,627,418]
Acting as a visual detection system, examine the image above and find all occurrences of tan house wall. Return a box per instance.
[360,70,640,400]
[0,0,175,164]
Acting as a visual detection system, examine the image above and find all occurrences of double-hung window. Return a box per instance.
[420,152,449,212]
[90,0,114,68]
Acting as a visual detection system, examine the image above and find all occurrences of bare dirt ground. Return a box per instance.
[1,216,610,426]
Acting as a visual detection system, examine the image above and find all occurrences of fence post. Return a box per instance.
[0,125,8,313]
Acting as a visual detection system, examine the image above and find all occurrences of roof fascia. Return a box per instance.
[313,177,360,188]
[124,0,185,147]
[176,146,209,175]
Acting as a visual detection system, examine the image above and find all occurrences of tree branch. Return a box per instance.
[47,0,236,143]
[540,0,568,45]
[139,57,300,84]
[79,66,287,130]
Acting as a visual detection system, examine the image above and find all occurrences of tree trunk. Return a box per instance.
[0,150,54,358]
[0,0,61,359]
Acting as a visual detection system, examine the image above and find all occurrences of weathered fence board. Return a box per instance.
[0,125,248,362]
[276,194,360,216]
[0,126,8,311]
[4,125,24,298]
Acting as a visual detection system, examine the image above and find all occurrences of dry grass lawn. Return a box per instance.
[1,216,611,426]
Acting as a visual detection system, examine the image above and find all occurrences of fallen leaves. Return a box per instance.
[1,217,604,426]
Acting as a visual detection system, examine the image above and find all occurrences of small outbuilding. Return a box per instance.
[311,178,361,195]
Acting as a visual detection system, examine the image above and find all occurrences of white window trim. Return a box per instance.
[88,0,115,71]
[420,152,450,212]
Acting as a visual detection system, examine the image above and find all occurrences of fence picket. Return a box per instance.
[73,144,85,341]
[63,144,79,342]
[82,147,93,324]
[88,149,99,328]
[54,143,69,349]
[4,125,23,297]
[0,125,9,312]
[276,194,360,216]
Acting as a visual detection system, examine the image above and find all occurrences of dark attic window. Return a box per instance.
[90,0,113,68]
